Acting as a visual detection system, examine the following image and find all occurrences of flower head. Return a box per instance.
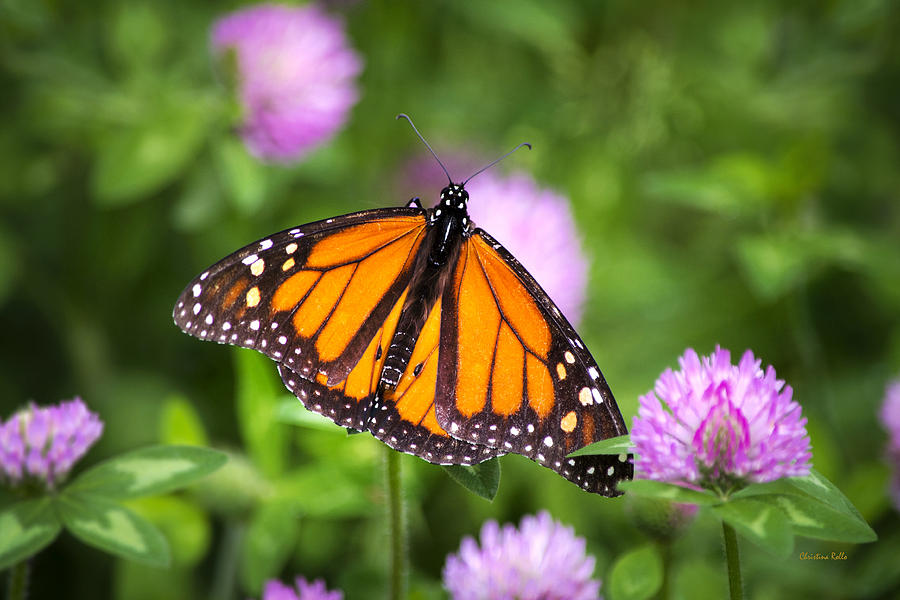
[211,3,362,162]
[260,576,342,600]
[443,511,602,600]
[880,380,900,455]
[880,379,900,510]
[0,398,104,490]
[631,347,811,492]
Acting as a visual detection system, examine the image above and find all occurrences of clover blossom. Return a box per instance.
[880,378,900,510]
[443,511,602,600]
[211,3,362,162]
[0,397,104,490]
[631,347,811,492]
[259,576,342,600]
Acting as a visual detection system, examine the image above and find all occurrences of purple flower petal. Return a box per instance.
[881,379,900,512]
[258,576,342,600]
[443,511,602,600]
[211,3,362,163]
[0,397,103,490]
[261,580,300,600]
[632,346,811,491]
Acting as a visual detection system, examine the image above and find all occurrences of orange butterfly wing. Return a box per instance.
[174,197,632,495]
[174,207,426,427]
[434,231,633,495]
[175,206,502,463]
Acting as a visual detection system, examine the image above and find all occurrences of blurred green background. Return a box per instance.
[3,0,900,598]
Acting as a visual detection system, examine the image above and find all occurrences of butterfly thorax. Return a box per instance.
[428,183,471,267]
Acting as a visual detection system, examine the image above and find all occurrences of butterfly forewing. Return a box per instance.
[174,208,428,386]
[434,231,633,496]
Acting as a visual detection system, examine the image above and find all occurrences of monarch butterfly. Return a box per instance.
[173,116,633,496]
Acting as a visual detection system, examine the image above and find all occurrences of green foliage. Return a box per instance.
[618,480,721,506]
[0,446,225,570]
[608,544,663,600]
[57,494,171,567]
[159,395,210,447]
[711,499,794,557]
[567,434,632,456]
[234,349,289,478]
[0,499,61,570]
[441,459,502,501]
[240,499,302,592]
[91,96,216,206]
[67,445,228,500]
[624,470,877,559]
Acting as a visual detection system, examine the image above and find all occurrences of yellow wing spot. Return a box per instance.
[565,351,575,364]
[282,258,296,271]
[285,243,298,254]
[556,363,567,380]
[578,387,592,406]
[561,411,577,432]
[246,286,261,308]
[250,258,265,276]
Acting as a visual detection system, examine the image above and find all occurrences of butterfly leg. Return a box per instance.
[406,197,423,209]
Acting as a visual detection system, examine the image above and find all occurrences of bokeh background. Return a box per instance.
[3,1,900,598]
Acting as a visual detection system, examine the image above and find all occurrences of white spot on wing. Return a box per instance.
[579,387,592,406]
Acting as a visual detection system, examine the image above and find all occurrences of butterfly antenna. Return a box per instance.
[463,142,532,185]
[396,114,453,184]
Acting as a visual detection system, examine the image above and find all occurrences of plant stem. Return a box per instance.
[385,447,406,600]
[210,521,245,600]
[658,539,671,600]
[722,522,743,600]
[7,560,29,600]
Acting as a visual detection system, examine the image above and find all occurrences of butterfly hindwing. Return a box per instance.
[275,282,410,431]
[434,230,633,496]
[369,294,504,465]
[277,284,502,464]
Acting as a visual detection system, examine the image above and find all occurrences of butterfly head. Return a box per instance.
[439,183,469,211]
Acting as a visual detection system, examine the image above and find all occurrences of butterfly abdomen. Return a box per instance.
[381,235,457,390]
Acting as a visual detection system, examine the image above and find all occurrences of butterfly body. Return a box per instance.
[175,181,633,496]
